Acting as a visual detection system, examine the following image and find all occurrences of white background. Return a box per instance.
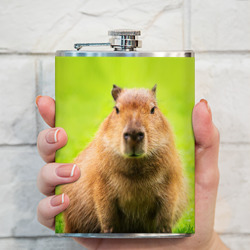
[0,0,249,249]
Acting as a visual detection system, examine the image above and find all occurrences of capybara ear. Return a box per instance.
[152,84,157,97]
[112,84,122,101]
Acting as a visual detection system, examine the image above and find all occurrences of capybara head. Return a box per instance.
[101,85,173,159]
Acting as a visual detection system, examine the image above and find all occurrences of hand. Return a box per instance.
[36,96,81,230]
[36,96,228,250]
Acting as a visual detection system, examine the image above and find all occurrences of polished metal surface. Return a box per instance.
[108,29,141,51]
[108,30,141,36]
[56,233,193,238]
[74,43,111,50]
[74,29,142,51]
[109,36,141,51]
[56,50,194,57]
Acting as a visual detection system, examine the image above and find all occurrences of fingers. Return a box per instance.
[36,96,55,127]
[37,163,80,196]
[37,127,68,163]
[192,99,220,189]
[37,162,80,231]
[37,194,70,230]
[36,96,73,231]
[36,96,67,163]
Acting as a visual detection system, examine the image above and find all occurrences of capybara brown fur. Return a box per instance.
[61,85,187,233]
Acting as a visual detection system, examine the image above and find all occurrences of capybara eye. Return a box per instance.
[150,106,156,114]
[114,106,120,114]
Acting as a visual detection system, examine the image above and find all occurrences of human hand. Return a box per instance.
[36,96,228,250]
[36,96,81,230]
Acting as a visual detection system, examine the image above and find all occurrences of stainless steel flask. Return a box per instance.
[55,30,195,238]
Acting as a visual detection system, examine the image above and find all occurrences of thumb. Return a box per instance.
[192,99,220,236]
[193,99,220,189]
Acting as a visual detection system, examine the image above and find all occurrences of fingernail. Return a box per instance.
[56,164,77,177]
[50,194,65,206]
[200,98,212,117]
[35,95,42,106]
[45,128,60,144]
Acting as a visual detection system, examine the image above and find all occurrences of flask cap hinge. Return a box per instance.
[74,30,142,51]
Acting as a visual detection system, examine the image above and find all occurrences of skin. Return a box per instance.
[36,96,229,250]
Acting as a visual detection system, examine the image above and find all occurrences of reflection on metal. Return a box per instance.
[56,233,194,238]
[56,50,194,57]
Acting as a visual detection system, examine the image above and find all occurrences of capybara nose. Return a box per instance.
[124,131,144,142]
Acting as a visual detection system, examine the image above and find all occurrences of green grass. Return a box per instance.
[55,185,65,233]
[172,187,195,234]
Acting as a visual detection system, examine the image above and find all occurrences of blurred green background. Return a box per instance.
[55,56,195,234]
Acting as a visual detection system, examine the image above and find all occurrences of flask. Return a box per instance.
[55,30,195,238]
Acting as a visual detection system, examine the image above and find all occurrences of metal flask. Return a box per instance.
[55,30,195,238]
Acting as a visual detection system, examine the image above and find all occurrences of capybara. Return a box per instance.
[61,84,187,233]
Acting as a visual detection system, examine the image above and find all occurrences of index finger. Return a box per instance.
[36,96,55,127]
